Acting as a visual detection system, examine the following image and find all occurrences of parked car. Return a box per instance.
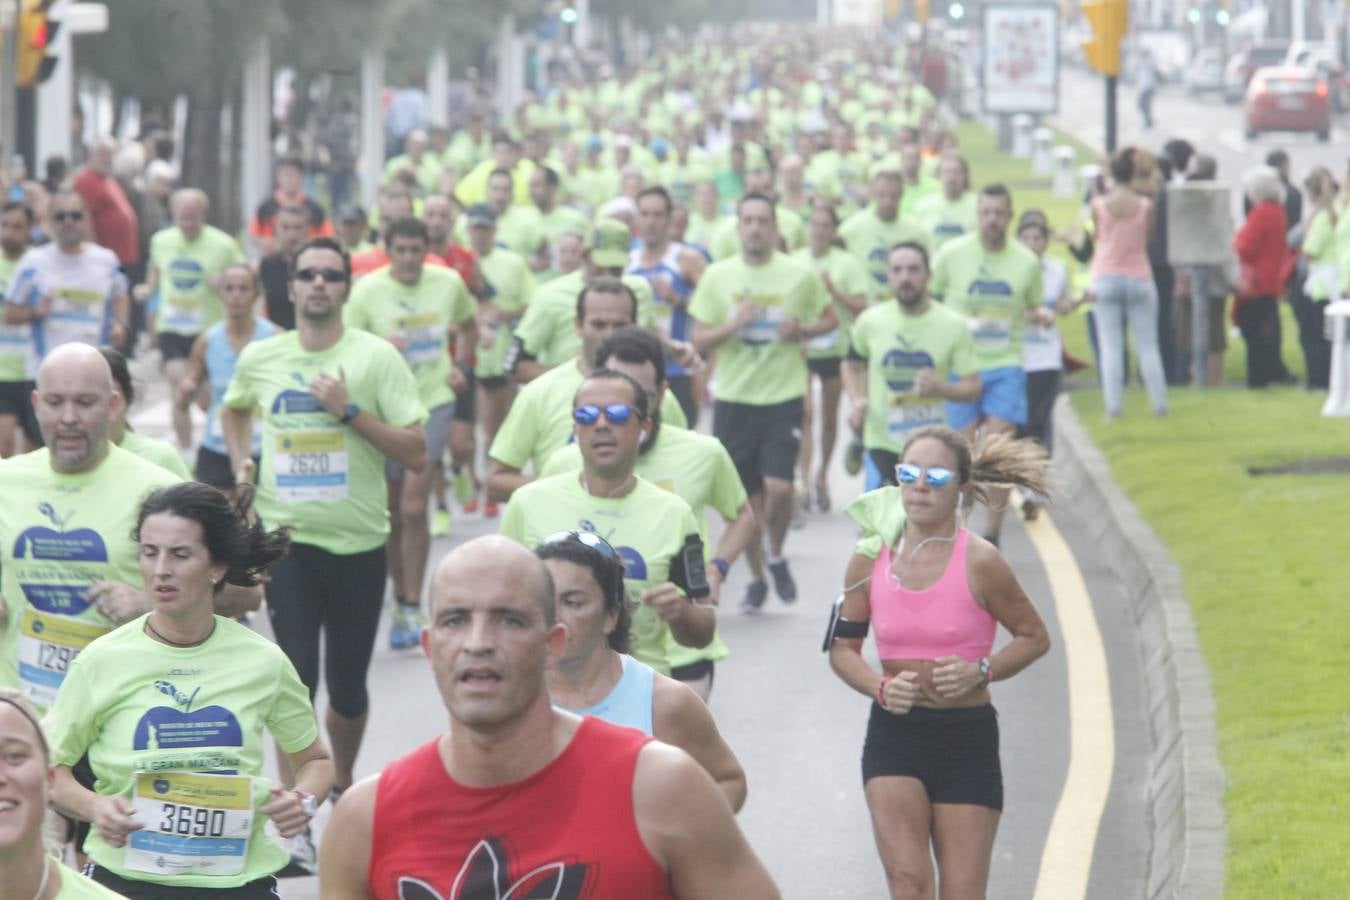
[1284,43,1350,111]
[1185,47,1226,95]
[1244,66,1331,141]
[1224,42,1292,102]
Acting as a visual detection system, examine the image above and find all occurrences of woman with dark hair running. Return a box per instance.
[535,530,748,812]
[828,425,1051,899]
[46,482,335,898]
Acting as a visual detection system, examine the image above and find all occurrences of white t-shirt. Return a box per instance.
[7,242,126,363]
[1023,257,1066,373]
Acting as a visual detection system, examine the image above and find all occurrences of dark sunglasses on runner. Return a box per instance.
[540,530,621,561]
[293,267,348,284]
[896,463,955,489]
[53,211,84,222]
[572,403,637,426]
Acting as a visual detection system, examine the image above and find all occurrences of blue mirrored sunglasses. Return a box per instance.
[540,530,621,560]
[896,463,955,488]
[572,403,636,426]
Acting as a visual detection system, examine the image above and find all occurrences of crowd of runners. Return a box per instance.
[0,21,1230,900]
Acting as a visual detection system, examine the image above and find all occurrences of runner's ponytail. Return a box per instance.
[901,425,1051,513]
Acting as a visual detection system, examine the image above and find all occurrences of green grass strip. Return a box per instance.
[958,119,1350,898]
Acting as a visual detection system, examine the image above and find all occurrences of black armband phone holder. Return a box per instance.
[822,595,870,652]
[669,533,710,600]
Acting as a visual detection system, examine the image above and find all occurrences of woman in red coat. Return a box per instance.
[1233,166,1296,388]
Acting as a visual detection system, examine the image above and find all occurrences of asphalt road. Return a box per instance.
[1059,63,1346,190]
[124,360,1151,899]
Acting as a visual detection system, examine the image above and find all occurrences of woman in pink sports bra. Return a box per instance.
[829,425,1051,900]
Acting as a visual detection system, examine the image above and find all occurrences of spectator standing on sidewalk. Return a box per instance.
[1135,50,1158,129]
[1172,154,1230,386]
[1297,166,1337,390]
[1147,156,1180,384]
[1233,165,1295,389]
[1088,147,1169,418]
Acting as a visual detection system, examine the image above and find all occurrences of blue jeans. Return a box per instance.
[1092,275,1169,417]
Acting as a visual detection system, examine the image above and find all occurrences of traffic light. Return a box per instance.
[915,0,930,22]
[16,0,59,89]
[949,1,965,19]
[1081,0,1128,77]
[559,5,577,24]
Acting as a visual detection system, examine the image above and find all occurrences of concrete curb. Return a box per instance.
[1052,396,1226,900]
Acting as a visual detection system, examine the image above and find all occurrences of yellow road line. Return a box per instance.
[1019,492,1116,900]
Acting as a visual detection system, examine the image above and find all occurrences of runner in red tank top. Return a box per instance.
[318,536,779,900]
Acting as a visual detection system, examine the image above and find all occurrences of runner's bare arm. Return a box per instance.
[211,584,264,617]
[110,288,130,346]
[691,297,757,354]
[643,583,715,649]
[309,368,427,472]
[828,552,886,700]
[510,356,550,384]
[220,406,254,481]
[53,764,144,848]
[486,459,533,502]
[924,370,979,402]
[691,317,741,354]
[262,738,335,838]
[841,359,868,405]
[798,304,838,338]
[710,500,757,597]
[634,742,780,899]
[318,775,378,900]
[351,419,427,473]
[965,537,1051,684]
[176,334,209,407]
[842,360,868,432]
[652,675,748,813]
[453,315,478,367]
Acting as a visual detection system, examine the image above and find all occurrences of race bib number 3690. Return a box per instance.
[126,772,254,876]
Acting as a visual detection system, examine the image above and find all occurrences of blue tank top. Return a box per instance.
[572,653,655,735]
[202,318,277,454]
[627,244,692,378]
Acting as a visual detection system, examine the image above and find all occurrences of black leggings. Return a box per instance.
[1236,296,1290,388]
[265,542,387,718]
[667,374,697,429]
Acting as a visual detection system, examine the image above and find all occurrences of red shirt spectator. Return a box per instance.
[350,246,449,279]
[434,241,486,295]
[248,157,334,253]
[1233,199,1291,307]
[72,141,140,265]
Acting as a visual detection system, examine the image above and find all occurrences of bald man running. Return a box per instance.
[319,535,779,900]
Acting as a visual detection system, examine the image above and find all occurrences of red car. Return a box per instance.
[1244,66,1332,142]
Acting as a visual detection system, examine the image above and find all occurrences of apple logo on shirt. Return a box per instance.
[273,389,326,416]
[881,346,936,393]
[867,245,890,285]
[133,679,244,752]
[966,274,1014,299]
[12,502,109,615]
[169,257,205,293]
[575,521,646,581]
